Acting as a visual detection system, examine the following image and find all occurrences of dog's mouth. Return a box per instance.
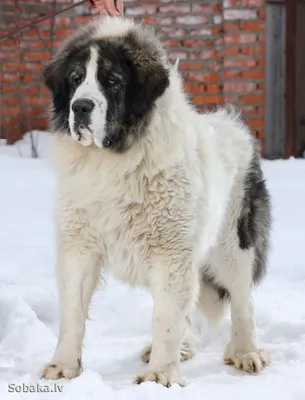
[75,123,92,141]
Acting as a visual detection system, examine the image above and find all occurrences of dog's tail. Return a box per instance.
[197,281,229,327]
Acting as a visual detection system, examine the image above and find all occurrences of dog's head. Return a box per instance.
[43,17,170,152]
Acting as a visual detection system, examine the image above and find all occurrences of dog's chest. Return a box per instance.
[77,175,152,286]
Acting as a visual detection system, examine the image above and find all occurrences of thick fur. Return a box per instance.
[41,17,271,386]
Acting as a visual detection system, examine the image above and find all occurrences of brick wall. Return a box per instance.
[0,0,266,144]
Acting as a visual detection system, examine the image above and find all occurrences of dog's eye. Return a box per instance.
[108,76,121,89]
[71,74,82,88]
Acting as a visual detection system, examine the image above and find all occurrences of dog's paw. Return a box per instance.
[224,346,269,373]
[133,370,185,388]
[141,341,195,364]
[41,359,82,380]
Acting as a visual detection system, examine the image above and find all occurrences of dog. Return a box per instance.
[41,17,271,387]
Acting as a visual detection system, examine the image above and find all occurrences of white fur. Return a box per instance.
[41,18,268,386]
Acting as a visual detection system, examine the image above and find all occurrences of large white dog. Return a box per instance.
[41,17,271,387]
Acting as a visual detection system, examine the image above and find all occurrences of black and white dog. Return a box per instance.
[41,17,271,387]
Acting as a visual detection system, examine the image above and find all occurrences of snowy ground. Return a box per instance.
[0,134,305,399]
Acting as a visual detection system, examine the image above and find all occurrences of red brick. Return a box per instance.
[19,63,43,73]
[0,95,18,106]
[22,74,35,83]
[22,96,50,106]
[0,50,19,60]
[192,95,223,104]
[41,87,51,95]
[1,63,20,72]
[248,118,264,128]
[224,58,256,68]
[179,61,205,71]
[143,16,173,25]
[258,82,265,90]
[224,22,240,31]
[0,38,18,48]
[241,69,264,79]
[176,16,208,25]
[224,33,257,44]
[241,0,265,6]
[22,29,50,38]
[191,4,215,13]
[224,94,240,103]
[22,52,50,61]
[191,49,219,60]
[0,73,19,82]
[241,105,257,115]
[206,84,221,93]
[190,28,213,36]
[54,16,72,25]
[258,106,265,115]
[224,82,257,92]
[182,39,212,48]
[223,0,239,7]
[0,106,20,116]
[164,39,180,48]
[242,21,265,31]
[256,59,264,67]
[20,40,47,49]
[188,72,221,83]
[211,26,222,35]
[224,70,241,79]
[1,116,20,127]
[160,27,187,38]
[159,4,190,13]
[184,83,206,94]
[240,45,265,55]
[55,29,75,37]
[224,9,257,20]
[240,94,264,104]
[19,86,40,96]
[224,46,240,56]
[1,84,12,94]
[128,4,158,16]
[73,16,92,25]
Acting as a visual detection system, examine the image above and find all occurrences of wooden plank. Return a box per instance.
[285,0,297,157]
[295,0,305,157]
[265,3,286,158]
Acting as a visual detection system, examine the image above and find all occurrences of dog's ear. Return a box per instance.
[43,58,57,92]
[43,57,69,113]
[125,33,170,118]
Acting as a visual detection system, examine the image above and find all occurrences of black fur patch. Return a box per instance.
[43,23,170,152]
[237,144,272,283]
[201,272,231,301]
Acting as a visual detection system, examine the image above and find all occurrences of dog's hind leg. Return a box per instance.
[222,248,269,373]
[41,238,101,380]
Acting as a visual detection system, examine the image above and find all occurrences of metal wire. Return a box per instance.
[0,0,88,42]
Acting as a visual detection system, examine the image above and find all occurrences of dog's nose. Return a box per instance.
[72,99,94,118]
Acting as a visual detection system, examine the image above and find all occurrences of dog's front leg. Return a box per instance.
[41,240,101,380]
[134,257,197,387]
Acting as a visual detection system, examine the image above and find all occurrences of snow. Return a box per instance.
[0,134,305,399]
